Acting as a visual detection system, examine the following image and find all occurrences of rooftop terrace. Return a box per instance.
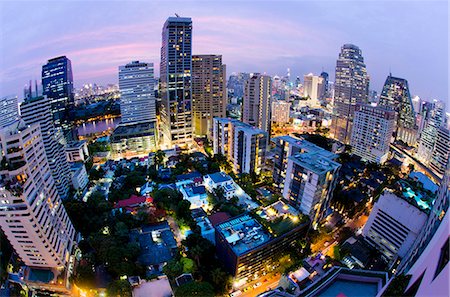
[290,151,341,174]
[216,214,271,256]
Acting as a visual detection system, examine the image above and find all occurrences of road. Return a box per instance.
[234,274,281,297]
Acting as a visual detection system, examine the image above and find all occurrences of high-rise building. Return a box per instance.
[213,118,267,175]
[271,100,291,124]
[242,73,272,134]
[319,72,329,100]
[350,104,396,164]
[282,143,341,228]
[379,74,417,145]
[417,100,446,165]
[0,96,19,128]
[20,96,72,200]
[412,95,421,115]
[41,56,75,142]
[332,44,370,144]
[119,61,157,125]
[303,73,323,104]
[429,127,450,177]
[363,189,429,266]
[192,55,226,138]
[160,16,193,148]
[0,120,76,269]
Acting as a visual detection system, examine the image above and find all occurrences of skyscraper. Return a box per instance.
[379,74,417,145]
[20,95,72,200]
[319,71,329,100]
[350,104,396,164]
[192,55,226,138]
[119,61,157,125]
[417,100,445,164]
[332,44,370,144]
[160,16,193,148]
[242,73,272,135]
[429,126,450,177]
[303,73,323,104]
[42,56,75,142]
[0,120,75,269]
[0,96,19,128]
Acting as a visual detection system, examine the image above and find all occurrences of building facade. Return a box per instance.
[192,55,226,138]
[0,96,19,128]
[332,44,369,144]
[20,96,72,200]
[41,56,75,142]
[429,127,450,178]
[378,75,417,145]
[160,16,193,148]
[242,73,272,134]
[350,104,396,164]
[271,100,291,124]
[213,118,267,174]
[119,61,157,125]
[303,73,323,104]
[282,145,341,229]
[0,121,75,268]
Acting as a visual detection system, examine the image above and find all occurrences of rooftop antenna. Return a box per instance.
[175,13,180,17]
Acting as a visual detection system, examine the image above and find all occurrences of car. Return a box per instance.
[230,290,242,297]
[253,282,262,288]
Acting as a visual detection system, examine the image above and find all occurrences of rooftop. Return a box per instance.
[207,171,233,184]
[114,195,153,209]
[396,180,435,212]
[111,122,156,140]
[216,214,271,256]
[176,171,202,181]
[272,135,337,160]
[289,151,341,175]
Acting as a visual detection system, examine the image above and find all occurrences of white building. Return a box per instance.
[119,61,156,125]
[213,118,267,174]
[20,95,72,200]
[0,120,76,269]
[303,73,323,104]
[271,100,291,124]
[179,185,209,210]
[0,96,19,128]
[282,149,341,229]
[66,140,90,163]
[243,73,272,134]
[350,104,396,164]
[363,190,428,265]
[70,163,89,192]
[417,100,445,165]
[429,126,450,178]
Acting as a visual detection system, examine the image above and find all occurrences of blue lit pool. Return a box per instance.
[318,280,378,297]
[403,187,430,210]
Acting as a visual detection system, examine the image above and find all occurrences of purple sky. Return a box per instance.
[0,1,448,105]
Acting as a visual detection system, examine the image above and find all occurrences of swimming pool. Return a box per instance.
[403,187,430,210]
[318,279,378,297]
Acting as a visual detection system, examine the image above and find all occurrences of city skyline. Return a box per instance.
[0,1,448,107]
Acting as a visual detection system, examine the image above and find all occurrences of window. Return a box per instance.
[434,237,449,279]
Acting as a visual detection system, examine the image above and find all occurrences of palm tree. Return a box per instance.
[154,150,166,169]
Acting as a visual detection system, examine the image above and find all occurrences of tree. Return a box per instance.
[154,150,166,169]
[210,268,231,294]
[163,259,183,279]
[107,279,132,297]
[175,281,215,297]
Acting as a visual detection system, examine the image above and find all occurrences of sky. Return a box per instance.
[0,0,448,106]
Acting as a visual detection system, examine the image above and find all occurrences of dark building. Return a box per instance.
[319,71,329,100]
[379,74,417,145]
[160,16,193,148]
[215,214,307,280]
[332,44,369,144]
[41,56,76,142]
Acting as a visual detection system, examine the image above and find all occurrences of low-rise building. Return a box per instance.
[179,184,209,209]
[110,122,157,157]
[66,140,90,163]
[70,162,89,192]
[191,208,215,244]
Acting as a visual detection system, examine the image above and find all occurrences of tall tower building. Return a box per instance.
[417,100,446,165]
[0,96,19,128]
[429,127,450,178]
[192,55,226,138]
[20,96,72,200]
[350,104,396,164]
[319,71,329,100]
[332,44,369,144]
[242,73,272,135]
[0,120,76,269]
[119,61,157,125]
[379,74,417,145]
[160,16,193,148]
[303,73,323,103]
[42,56,75,143]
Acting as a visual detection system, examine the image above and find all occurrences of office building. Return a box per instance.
[379,75,417,145]
[363,187,430,266]
[191,55,226,138]
[160,16,193,148]
[319,72,329,100]
[417,100,446,164]
[303,73,323,104]
[271,100,291,124]
[242,73,272,134]
[20,96,72,200]
[110,122,158,157]
[119,61,157,125]
[213,118,267,174]
[282,146,341,228]
[429,127,450,177]
[0,96,19,128]
[271,135,338,190]
[215,214,307,280]
[0,120,76,269]
[332,44,369,144]
[41,56,75,142]
[350,104,396,164]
